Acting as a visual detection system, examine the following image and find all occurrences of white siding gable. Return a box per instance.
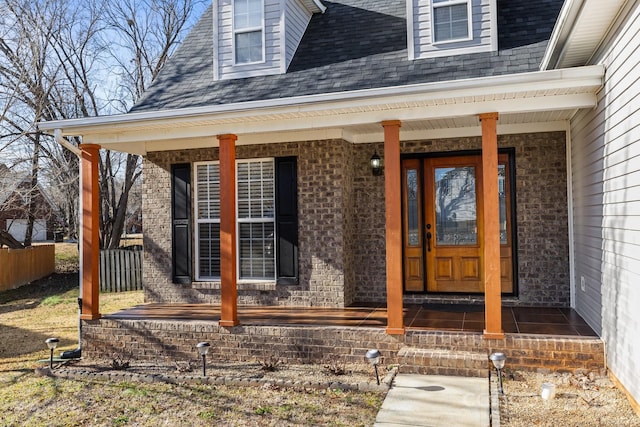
[285,0,313,68]
[215,0,282,80]
[407,0,497,60]
[214,0,320,81]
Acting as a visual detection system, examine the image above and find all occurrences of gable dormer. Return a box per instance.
[213,0,325,80]
[407,0,497,60]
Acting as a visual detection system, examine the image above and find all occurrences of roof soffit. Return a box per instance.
[39,66,603,154]
[299,0,326,14]
[542,0,628,69]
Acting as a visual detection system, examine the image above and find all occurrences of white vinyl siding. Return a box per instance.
[285,0,312,68]
[194,159,276,281]
[408,0,496,59]
[216,0,282,79]
[569,3,640,407]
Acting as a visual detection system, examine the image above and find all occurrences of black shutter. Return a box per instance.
[275,157,298,285]
[171,163,192,284]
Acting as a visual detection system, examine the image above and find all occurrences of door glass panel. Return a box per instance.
[498,165,507,244]
[434,166,477,245]
[406,168,420,246]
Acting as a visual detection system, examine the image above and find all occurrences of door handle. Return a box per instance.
[426,231,432,252]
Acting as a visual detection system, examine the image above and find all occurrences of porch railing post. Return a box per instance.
[479,113,504,339]
[382,120,405,335]
[217,134,239,327]
[79,143,101,320]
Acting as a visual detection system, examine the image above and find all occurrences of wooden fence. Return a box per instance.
[0,244,55,291]
[99,249,143,292]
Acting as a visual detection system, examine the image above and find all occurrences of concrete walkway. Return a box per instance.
[374,374,490,427]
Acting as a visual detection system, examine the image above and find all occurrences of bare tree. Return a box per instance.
[0,0,203,248]
[98,0,201,249]
[0,0,63,246]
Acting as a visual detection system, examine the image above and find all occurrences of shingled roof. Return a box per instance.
[131,0,564,113]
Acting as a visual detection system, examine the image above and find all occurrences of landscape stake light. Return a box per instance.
[365,349,382,385]
[45,337,59,369]
[196,342,210,376]
[489,352,507,394]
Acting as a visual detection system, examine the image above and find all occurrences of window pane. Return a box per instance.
[250,42,262,63]
[434,7,449,21]
[237,162,249,179]
[435,166,477,245]
[198,223,220,277]
[239,222,274,279]
[238,159,274,219]
[450,4,468,20]
[236,31,250,50]
[434,23,450,43]
[499,165,507,245]
[234,0,262,30]
[196,164,220,219]
[263,199,274,218]
[248,31,262,60]
[434,3,469,42]
[235,34,250,63]
[235,31,262,64]
[452,21,468,39]
[247,0,262,27]
[406,169,420,246]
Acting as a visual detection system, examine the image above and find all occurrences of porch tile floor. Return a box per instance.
[106,303,598,337]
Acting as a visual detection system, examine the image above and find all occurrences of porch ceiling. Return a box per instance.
[39,66,604,155]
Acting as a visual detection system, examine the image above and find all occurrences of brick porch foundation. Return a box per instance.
[82,319,605,374]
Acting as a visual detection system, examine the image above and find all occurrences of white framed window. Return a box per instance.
[237,159,275,280]
[432,0,472,44]
[194,159,276,281]
[195,162,221,279]
[233,0,264,64]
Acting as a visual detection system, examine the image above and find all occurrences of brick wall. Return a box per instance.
[352,144,387,301]
[352,131,570,307]
[82,319,604,373]
[143,139,356,307]
[341,143,357,306]
[143,131,569,308]
[511,132,570,306]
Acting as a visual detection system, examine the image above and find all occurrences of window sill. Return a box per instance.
[192,281,277,291]
[432,36,473,46]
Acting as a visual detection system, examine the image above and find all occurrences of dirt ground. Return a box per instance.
[499,369,640,426]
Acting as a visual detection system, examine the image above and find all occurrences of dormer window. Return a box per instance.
[432,0,472,43]
[214,0,325,80]
[233,0,264,64]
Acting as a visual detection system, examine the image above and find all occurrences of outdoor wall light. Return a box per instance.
[370,151,383,176]
[365,349,382,385]
[489,352,507,394]
[45,337,59,369]
[196,342,210,376]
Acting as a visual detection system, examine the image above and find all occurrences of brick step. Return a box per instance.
[397,347,488,377]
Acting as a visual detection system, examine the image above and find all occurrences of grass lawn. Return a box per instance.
[0,243,383,426]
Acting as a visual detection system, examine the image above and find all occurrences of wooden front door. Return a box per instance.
[402,154,514,294]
